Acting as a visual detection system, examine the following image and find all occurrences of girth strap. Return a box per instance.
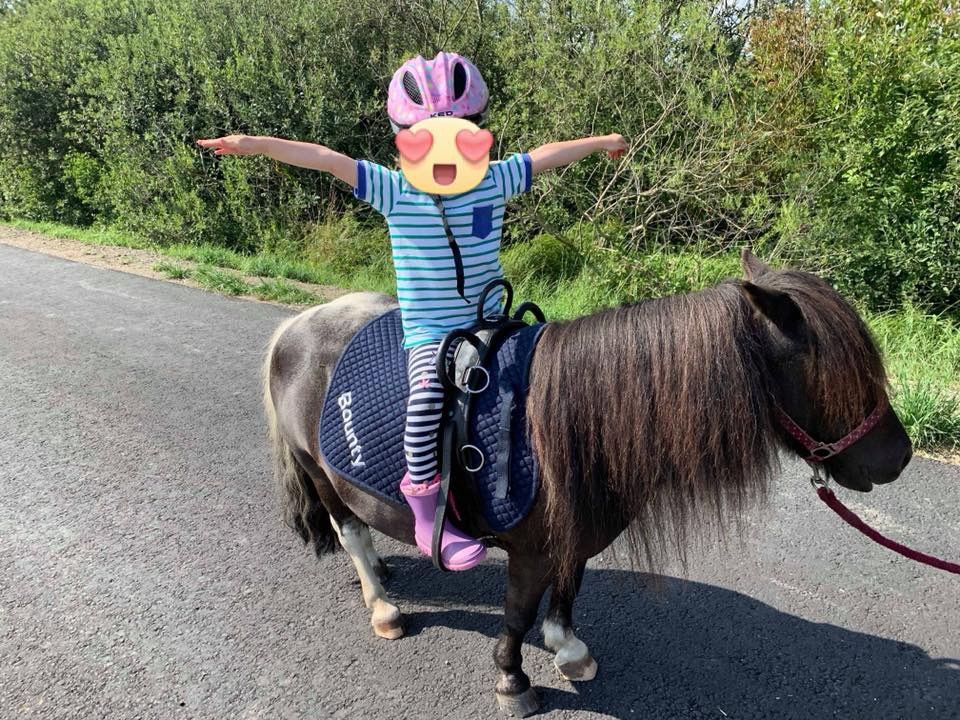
[494,388,514,500]
[430,279,546,568]
[432,410,457,571]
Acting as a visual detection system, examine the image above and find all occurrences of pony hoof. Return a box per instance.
[556,656,597,682]
[495,687,539,717]
[372,618,404,640]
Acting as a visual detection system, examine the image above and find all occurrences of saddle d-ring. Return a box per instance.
[459,444,485,473]
[461,365,490,394]
[511,301,546,324]
[436,329,482,392]
[476,279,514,324]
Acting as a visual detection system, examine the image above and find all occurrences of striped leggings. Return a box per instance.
[404,341,449,484]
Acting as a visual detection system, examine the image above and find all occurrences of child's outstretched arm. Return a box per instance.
[195,135,357,186]
[528,134,627,175]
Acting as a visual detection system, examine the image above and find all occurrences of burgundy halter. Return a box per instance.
[773,398,889,463]
[774,397,960,575]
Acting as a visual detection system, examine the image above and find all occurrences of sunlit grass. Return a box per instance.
[868,306,960,452]
[8,218,150,249]
[251,278,319,304]
[191,264,249,295]
[166,243,246,270]
[153,261,191,280]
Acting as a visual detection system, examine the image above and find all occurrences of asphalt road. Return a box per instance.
[1,243,958,720]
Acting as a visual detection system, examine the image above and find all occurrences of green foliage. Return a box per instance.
[870,305,960,392]
[251,278,319,305]
[491,1,775,248]
[166,243,246,270]
[0,0,958,315]
[587,246,743,304]
[501,231,588,286]
[509,242,743,318]
[868,305,960,450]
[892,384,960,451]
[304,213,392,278]
[7,218,150,248]
[759,0,960,311]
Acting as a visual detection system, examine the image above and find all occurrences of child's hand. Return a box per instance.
[604,134,627,159]
[196,135,261,156]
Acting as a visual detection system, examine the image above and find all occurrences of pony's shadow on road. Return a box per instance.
[380,555,959,719]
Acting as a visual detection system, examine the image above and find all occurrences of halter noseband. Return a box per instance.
[777,394,959,577]
[774,398,888,463]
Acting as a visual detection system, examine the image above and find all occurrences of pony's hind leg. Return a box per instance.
[542,561,597,682]
[358,524,391,581]
[330,515,403,640]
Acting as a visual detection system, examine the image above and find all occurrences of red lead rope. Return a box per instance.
[815,484,960,575]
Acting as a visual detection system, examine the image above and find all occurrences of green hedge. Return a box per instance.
[0,0,957,312]
[752,0,960,311]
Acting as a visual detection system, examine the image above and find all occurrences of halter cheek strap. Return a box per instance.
[774,398,888,462]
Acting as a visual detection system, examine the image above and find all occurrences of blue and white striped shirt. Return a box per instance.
[354,154,533,348]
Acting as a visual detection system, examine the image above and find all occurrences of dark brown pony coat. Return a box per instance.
[263,253,909,716]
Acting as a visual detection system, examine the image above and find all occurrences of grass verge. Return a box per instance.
[153,261,191,280]
[191,264,250,295]
[251,278,319,304]
[869,306,960,452]
[5,218,959,453]
[7,218,150,249]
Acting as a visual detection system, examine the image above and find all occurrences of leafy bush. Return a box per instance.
[501,231,588,286]
[1,0,958,313]
[755,0,960,311]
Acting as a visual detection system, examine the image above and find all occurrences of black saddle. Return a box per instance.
[317,281,546,568]
[431,279,546,570]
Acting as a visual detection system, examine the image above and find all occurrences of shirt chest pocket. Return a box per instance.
[471,205,494,239]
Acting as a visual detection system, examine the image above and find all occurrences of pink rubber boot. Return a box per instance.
[400,473,486,571]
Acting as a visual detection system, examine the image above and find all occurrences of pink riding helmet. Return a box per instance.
[387,52,489,131]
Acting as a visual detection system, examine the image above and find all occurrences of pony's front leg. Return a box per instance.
[494,554,551,717]
[542,561,597,681]
[330,516,403,640]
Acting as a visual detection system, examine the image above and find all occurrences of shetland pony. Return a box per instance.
[262,251,911,716]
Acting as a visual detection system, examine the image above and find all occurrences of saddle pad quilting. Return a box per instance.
[318,309,544,531]
[467,324,543,530]
[319,309,408,508]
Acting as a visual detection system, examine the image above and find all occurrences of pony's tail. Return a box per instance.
[263,319,339,556]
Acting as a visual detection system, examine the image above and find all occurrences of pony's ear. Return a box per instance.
[740,281,807,340]
[741,248,771,281]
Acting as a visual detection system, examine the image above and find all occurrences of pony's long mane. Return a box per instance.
[527,270,885,586]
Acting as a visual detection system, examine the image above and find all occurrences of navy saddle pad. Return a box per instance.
[318,309,545,532]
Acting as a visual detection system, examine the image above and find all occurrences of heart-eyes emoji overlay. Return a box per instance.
[396,117,493,195]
